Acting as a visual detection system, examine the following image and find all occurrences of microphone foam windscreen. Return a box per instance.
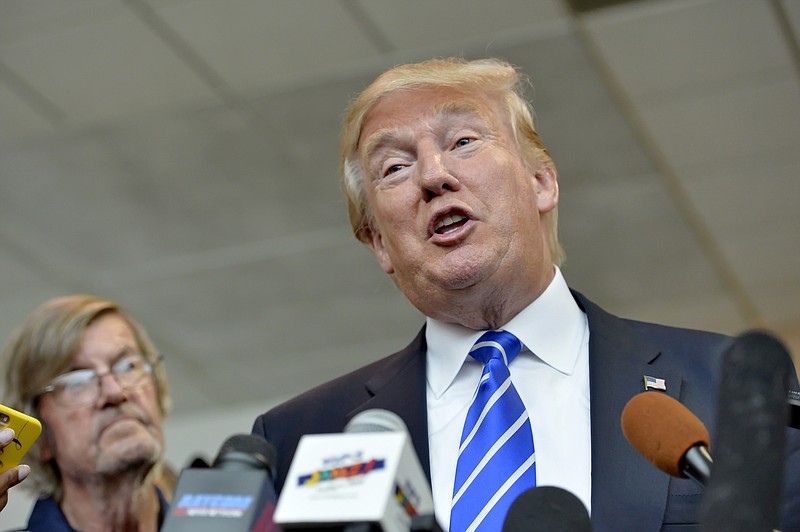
[502,486,591,532]
[621,391,710,478]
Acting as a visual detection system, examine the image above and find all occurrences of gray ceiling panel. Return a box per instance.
[0,0,797,424]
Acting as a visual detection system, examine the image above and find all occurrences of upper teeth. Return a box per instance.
[435,214,467,232]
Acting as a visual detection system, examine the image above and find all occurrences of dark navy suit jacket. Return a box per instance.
[6,488,169,532]
[253,291,800,531]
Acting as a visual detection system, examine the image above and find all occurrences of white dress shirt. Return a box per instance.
[425,267,591,529]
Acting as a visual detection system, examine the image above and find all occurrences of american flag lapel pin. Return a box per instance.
[644,375,667,391]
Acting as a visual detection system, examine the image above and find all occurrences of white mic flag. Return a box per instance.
[274,409,435,531]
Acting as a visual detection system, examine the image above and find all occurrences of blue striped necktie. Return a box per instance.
[450,330,537,532]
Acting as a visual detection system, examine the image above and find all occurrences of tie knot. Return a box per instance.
[469,330,522,366]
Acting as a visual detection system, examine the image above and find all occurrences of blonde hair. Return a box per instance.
[339,57,565,265]
[1,295,171,500]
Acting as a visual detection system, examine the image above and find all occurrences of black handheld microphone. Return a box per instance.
[502,486,591,532]
[699,330,793,532]
[162,433,281,532]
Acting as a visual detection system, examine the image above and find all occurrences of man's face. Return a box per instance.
[358,86,558,323]
[37,313,164,483]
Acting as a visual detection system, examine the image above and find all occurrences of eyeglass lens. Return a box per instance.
[48,355,154,407]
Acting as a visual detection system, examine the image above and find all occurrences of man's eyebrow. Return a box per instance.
[68,346,136,372]
[361,128,409,166]
[435,99,490,123]
[361,100,491,164]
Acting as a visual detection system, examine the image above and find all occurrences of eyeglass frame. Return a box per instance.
[35,353,164,409]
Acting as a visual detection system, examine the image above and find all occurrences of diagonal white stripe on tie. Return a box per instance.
[458,376,513,453]
[452,410,530,505]
[450,329,537,532]
[464,453,537,532]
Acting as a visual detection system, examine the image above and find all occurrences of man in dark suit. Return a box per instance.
[253,57,800,531]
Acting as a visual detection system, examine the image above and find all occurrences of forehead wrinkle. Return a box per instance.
[434,99,494,127]
[361,97,496,164]
[74,344,135,370]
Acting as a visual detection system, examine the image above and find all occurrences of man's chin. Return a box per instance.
[432,264,489,291]
[97,436,162,476]
[435,247,498,286]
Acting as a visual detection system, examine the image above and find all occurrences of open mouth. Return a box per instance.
[434,213,469,235]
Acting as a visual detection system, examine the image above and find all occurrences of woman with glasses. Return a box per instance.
[1,295,171,531]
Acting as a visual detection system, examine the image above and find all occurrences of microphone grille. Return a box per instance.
[213,433,277,470]
[503,486,591,532]
[344,409,409,434]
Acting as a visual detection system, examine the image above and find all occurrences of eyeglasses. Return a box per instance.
[38,354,162,409]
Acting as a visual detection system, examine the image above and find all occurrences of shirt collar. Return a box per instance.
[426,266,585,399]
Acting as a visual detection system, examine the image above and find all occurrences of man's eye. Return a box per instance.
[114,357,143,374]
[454,137,472,148]
[58,371,94,390]
[384,164,404,176]
[115,361,135,373]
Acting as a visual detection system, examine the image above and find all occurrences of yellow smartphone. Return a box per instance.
[0,403,42,473]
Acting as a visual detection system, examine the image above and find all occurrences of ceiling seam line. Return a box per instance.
[768,0,800,82]
[0,223,224,392]
[0,225,94,293]
[0,59,68,126]
[123,0,231,98]
[563,2,765,327]
[122,0,302,150]
[338,0,395,54]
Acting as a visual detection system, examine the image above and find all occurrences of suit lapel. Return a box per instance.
[574,291,683,531]
[340,294,686,530]
[345,327,433,483]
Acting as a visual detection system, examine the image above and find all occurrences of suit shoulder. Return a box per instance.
[624,319,731,351]
[573,289,731,354]
[268,351,401,414]
[254,328,425,434]
[251,329,426,493]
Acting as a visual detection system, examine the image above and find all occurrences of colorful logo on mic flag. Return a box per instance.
[297,455,386,486]
[394,482,421,517]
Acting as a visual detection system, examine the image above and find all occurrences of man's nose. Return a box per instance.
[417,146,460,201]
[97,373,127,405]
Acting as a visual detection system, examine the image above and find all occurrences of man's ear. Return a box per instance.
[533,164,559,214]
[35,424,55,462]
[365,226,395,275]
